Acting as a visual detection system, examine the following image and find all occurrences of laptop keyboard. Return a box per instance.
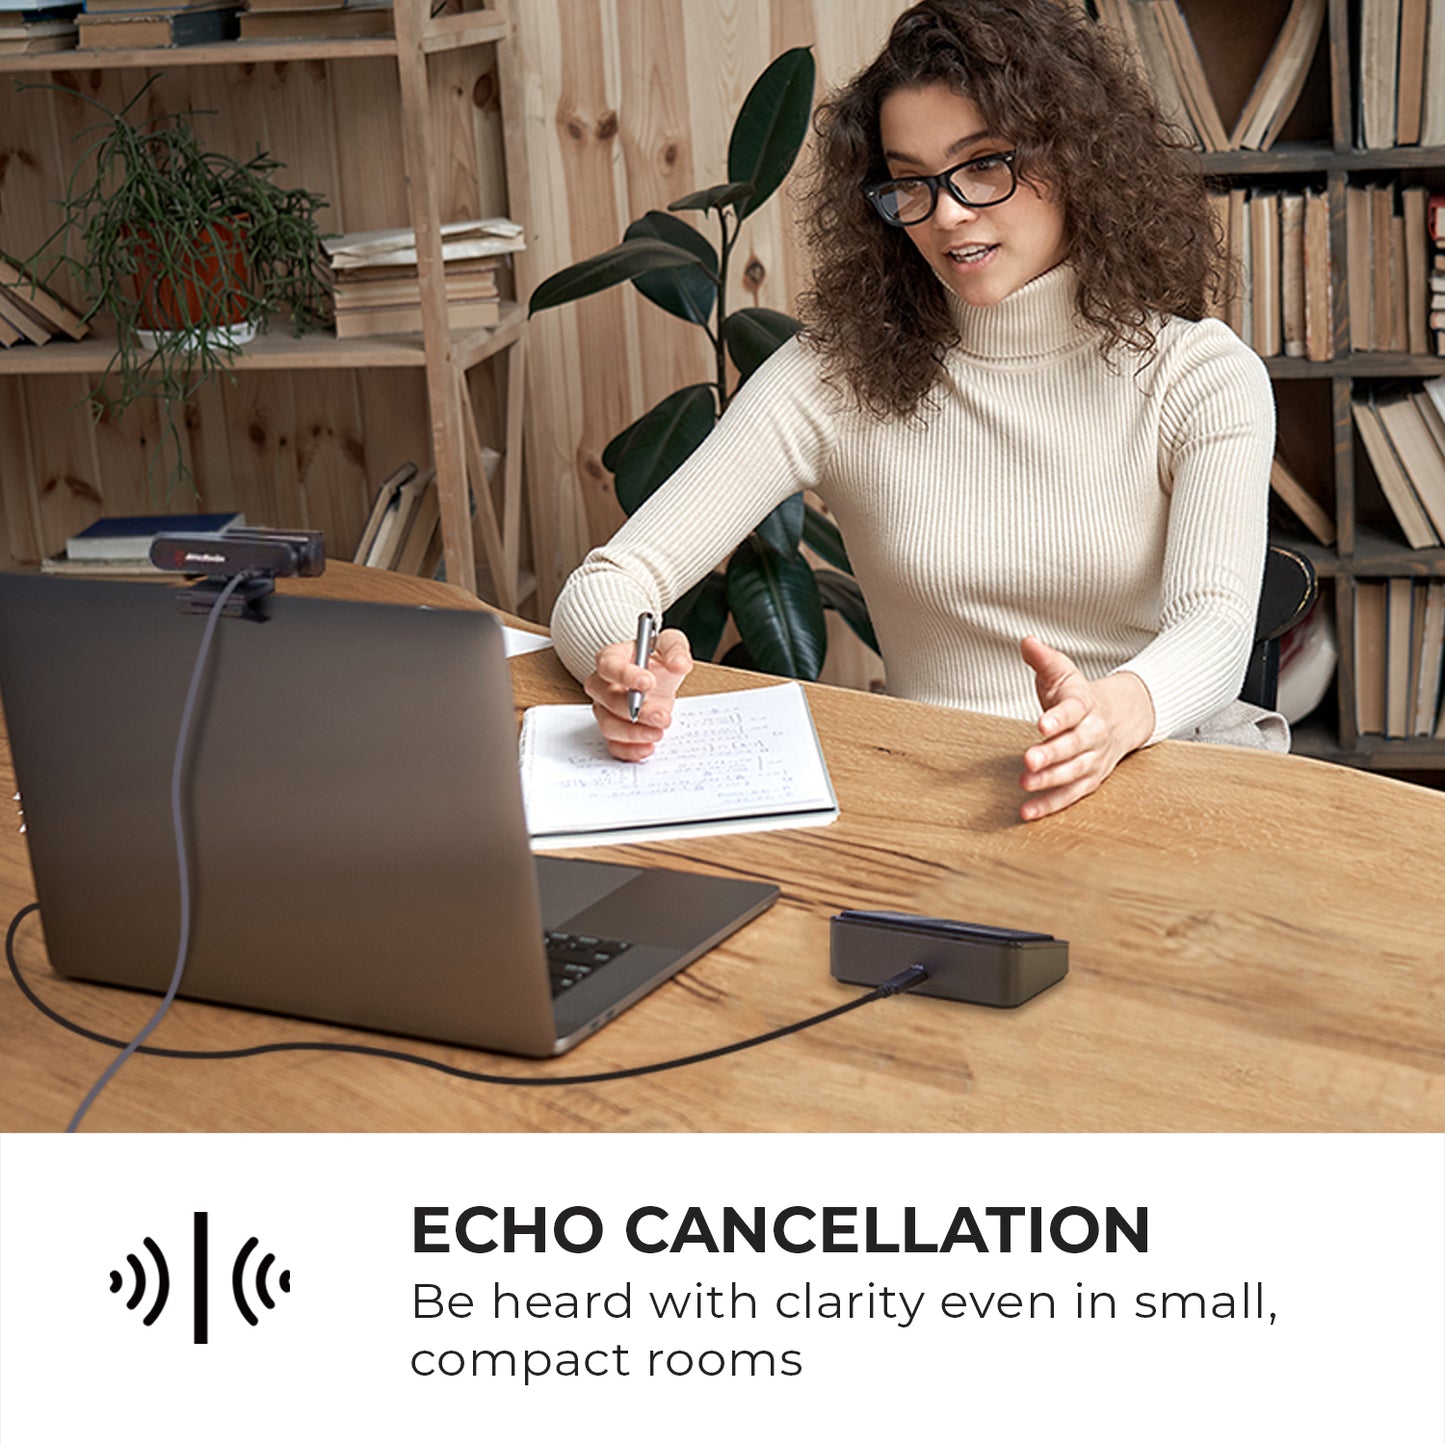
[545,930,633,998]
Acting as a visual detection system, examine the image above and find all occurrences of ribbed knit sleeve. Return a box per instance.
[550,337,840,682]
[1115,321,1276,742]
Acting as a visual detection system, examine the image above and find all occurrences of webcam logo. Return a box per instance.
[106,1211,294,1343]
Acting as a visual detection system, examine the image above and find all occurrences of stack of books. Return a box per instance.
[1356,0,1445,149]
[42,511,246,578]
[0,3,80,54]
[238,0,392,42]
[1097,0,1326,153]
[1352,378,1445,550]
[1208,187,1332,361]
[77,0,241,50]
[0,256,89,348]
[1346,183,1437,354]
[1430,195,1445,356]
[323,218,523,340]
[353,463,444,576]
[1354,576,1445,738]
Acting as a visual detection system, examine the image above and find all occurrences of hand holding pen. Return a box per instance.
[582,611,695,762]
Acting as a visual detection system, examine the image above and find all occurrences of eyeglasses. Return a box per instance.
[863,151,1018,226]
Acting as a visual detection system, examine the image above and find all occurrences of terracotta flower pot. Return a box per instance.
[126,217,252,334]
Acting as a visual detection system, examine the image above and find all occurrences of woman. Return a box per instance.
[549,0,1281,821]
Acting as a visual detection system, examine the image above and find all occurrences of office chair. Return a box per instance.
[1240,543,1318,711]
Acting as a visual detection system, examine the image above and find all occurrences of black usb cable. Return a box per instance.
[5,904,927,1097]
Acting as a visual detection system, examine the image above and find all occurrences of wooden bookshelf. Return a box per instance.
[0,302,525,375]
[0,13,506,71]
[0,2,535,609]
[1121,0,1445,768]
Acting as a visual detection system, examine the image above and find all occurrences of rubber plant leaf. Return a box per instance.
[725,536,827,679]
[624,211,718,325]
[667,182,755,214]
[753,491,805,557]
[610,384,718,515]
[664,571,730,662]
[529,237,711,315]
[722,306,804,380]
[801,506,853,575]
[726,47,816,220]
[814,569,879,654]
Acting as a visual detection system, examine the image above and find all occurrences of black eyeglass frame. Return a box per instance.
[862,151,1019,227]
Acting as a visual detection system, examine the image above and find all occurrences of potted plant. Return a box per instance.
[29,77,331,486]
[528,48,876,681]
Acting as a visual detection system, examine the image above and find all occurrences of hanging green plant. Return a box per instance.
[27,75,332,490]
[529,47,875,680]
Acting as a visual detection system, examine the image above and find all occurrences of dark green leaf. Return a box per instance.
[667,182,755,214]
[664,571,729,662]
[719,641,759,670]
[801,506,853,574]
[722,306,803,380]
[610,384,717,514]
[753,491,805,556]
[727,47,816,220]
[601,413,645,474]
[814,569,879,654]
[625,212,718,326]
[528,238,711,315]
[725,538,827,679]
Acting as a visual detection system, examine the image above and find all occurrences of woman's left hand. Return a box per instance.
[1017,636,1156,821]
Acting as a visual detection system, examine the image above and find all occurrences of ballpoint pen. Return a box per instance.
[627,611,658,722]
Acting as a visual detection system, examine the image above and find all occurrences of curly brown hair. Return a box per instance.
[797,0,1224,418]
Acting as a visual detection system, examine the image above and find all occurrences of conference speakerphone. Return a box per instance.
[830,909,1068,1007]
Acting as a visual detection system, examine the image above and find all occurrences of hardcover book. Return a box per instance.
[64,511,245,562]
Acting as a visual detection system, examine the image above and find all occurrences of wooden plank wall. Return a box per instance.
[0,39,508,567]
[510,0,905,616]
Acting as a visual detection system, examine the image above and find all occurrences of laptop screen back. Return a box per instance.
[0,575,559,1056]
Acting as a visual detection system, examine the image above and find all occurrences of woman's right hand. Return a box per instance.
[583,628,695,760]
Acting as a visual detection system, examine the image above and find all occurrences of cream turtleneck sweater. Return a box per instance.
[550,263,1278,746]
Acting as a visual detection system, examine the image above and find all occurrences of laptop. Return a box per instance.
[0,574,778,1056]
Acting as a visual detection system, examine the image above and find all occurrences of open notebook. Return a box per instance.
[519,681,839,849]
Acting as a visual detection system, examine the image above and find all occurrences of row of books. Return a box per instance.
[75,1,241,52]
[1357,0,1445,149]
[1347,186,1442,355]
[1097,0,1326,153]
[1354,379,1445,550]
[0,3,79,55]
[0,255,89,347]
[1354,578,1445,738]
[323,218,522,340]
[1208,189,1332,361]
[1207,185,1443,363]
[1,0,397,52]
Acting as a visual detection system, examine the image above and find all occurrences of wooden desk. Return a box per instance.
[2,564,1442,1132]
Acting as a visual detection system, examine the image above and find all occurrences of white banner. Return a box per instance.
[1,1133,1440,1442]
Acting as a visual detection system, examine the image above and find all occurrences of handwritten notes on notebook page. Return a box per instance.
[519,681,839,849]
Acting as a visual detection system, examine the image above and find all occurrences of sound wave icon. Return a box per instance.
[231,1236,292,1326]
[107,1237,170,1326]
[106,1213,293,1342]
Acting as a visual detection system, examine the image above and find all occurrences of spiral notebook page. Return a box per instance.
[519,681,838,849]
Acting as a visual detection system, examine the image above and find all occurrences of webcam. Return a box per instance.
[151,527,326,620]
